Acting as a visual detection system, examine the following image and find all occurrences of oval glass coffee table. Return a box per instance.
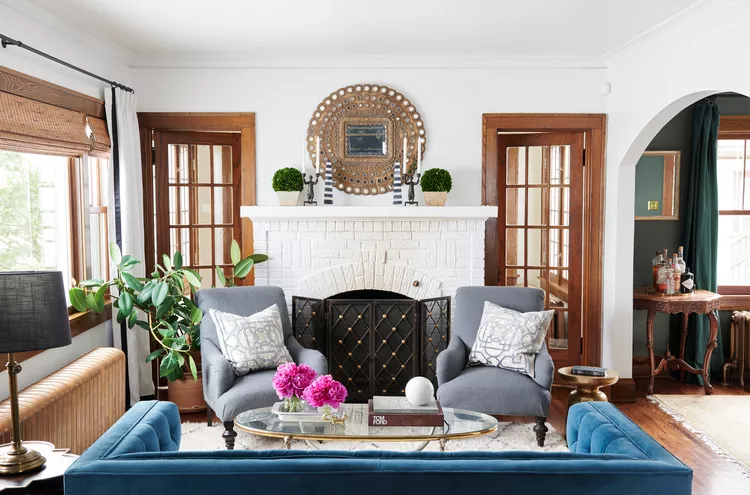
[235,404,498,452]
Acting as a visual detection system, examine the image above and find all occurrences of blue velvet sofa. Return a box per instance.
[65,401,692,495]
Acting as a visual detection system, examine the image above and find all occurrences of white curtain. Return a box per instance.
[105,88,154,405]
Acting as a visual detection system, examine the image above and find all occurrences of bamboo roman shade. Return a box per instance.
[0,91,110,157]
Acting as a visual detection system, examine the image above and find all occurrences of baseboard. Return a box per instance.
[608,378,636,403]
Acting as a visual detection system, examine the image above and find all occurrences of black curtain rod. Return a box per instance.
[1,33,134,93]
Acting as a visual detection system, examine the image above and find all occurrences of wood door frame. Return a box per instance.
[137,112,256,284]
[482,113,606,367]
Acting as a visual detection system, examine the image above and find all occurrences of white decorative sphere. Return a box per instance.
[405,377,435,406]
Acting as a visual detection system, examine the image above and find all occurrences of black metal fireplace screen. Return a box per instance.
[292,293,450,403]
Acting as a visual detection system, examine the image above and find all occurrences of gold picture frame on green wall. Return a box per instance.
[635,151,681,220]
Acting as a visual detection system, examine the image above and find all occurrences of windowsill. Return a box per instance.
[0,303,111,372]
[717,293,750,311]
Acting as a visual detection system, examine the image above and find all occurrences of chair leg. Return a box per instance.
[534,417,548,447]
[223,421,237,450]
[207,406,213,427]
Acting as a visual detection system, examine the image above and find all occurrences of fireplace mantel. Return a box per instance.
[240,205,497,221]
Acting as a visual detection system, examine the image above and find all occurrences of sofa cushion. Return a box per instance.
[209,305,292,376]
[436,365,551,417]
[468,301,553,377]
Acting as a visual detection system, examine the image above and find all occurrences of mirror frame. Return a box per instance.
[634,150,681,221]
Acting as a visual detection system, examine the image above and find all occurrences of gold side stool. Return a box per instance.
[558,367,620,410]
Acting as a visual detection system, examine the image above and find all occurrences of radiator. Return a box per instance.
[0,347,126,454]
[724,310,750,387]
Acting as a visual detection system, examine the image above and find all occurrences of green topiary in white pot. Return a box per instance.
[272,167,304,206]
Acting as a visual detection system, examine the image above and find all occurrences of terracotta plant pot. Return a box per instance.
[277,191,301,206]
[168,372,207,413]
[423,191,447,206]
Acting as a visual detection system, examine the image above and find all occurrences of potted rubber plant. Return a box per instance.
[272,167,304,206]
[420,168,452,206]
[215,239,269,287]
[70,243,205,411]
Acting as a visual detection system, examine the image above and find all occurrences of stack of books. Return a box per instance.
[571,366,608,377]
[367,396,444,427]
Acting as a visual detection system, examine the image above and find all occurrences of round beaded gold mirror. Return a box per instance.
[307,84,426,196]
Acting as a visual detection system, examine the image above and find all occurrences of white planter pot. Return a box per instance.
[277,191,301,206]
[423,191,447,206]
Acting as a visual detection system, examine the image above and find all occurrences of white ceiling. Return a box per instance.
[18,0,705,66]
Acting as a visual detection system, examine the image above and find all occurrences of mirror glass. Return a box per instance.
[345,124,387,157]
[634,151,681,220]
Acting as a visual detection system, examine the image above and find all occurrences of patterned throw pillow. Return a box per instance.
[209,305,292,376]
[468,301,554,377]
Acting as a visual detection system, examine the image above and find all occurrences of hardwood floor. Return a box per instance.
[180,377,750,495]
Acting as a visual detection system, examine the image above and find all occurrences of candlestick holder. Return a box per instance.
[404,172,421,206]
[303,172,321,205]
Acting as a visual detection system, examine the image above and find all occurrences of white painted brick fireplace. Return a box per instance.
[241,206,497,305]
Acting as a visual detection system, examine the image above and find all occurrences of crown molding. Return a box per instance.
[1,0,135,68]
[130,53,608,70]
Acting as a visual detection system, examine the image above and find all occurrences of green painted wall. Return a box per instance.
[632,94,749,364]
[634,155,667,217]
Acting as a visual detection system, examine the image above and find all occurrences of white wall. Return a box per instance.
[602,0,750,378]
[0,321,112,401]
[133,67,608,206]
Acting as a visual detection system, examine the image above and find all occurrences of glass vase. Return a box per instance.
[283,396,304,413]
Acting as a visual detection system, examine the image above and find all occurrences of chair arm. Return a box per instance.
[201,339,235,403]
[532,343,555,390]
[436,336,468,386]
[286,336,328,375]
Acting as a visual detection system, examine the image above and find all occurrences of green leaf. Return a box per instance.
[119,255,140,272]
[152,281,169,307]
[233,257,254,279]
[162,254,172,271]
[86,292,104,313]
[159,351,180,378]
[135,320,151,330]
[119,291,134,318]
[146,349,165,363]
[215,266,226,287]
[109,242,122,264]
[187,354,198,381]
[230,240,241,265]
[69,288,87,312]
[249,253,269,264]
[183,269,201,289]
[80,278,105,288]
[190,306,203,325]
[137,281,155,305]
[121,272,143,291]
[127,309,138,329]
[156,295,174,319]
[157,325,176,338]
[173,251,183,270]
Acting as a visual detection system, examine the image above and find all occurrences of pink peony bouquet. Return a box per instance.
[302,374,348,411]
[272,362,317,412]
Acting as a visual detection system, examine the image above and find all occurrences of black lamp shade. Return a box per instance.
[0,271,72,353]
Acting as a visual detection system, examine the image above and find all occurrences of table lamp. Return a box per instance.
[0,272,71,474]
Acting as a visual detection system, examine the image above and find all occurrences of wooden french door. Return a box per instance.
[154,131,241,289]
[497,132,584,368]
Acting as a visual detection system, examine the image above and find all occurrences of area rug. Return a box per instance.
[180,421,568,452]
[652,394,750,474]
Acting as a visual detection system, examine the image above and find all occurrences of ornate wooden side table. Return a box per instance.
[633,288,721,395]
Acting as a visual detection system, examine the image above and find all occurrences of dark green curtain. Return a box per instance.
[682,96,723,383]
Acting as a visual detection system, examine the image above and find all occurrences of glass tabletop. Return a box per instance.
[234,404,498,441]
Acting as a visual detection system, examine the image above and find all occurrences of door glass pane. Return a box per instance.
[168,144,189,184]
[194,145,211,183]
[198,268,213,289]
[549,187,569,226]
[195,228,213,265]
[528,187,545,225]
[169,186,190,225]
[527,146,545,185]
[527,228,547,266]
[196,187,212,225]
[505,228,524,266]
[214,187,233,224]
[526,268,546,290]
[506,188,525,225]
[550,145,571,185]
[170,227,190,265]
[505,269,522,287]
[549,228,569,268]
[214,227,233,265]
[548,309,568,349]
[213,146,233,184]
[506,147,525,185]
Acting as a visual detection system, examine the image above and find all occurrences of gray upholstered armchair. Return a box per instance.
[195,286,327,449]
[436,286,555,446]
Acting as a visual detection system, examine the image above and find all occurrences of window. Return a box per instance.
[717,137,750,292]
